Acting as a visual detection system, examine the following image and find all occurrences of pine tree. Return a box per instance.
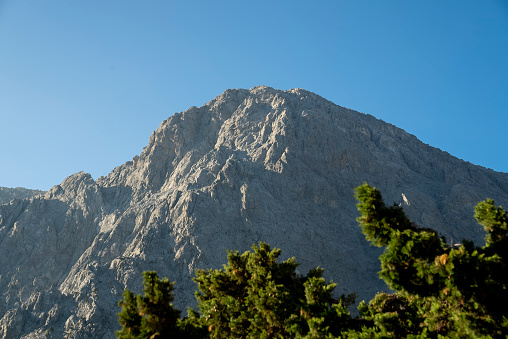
[117,289,142,338]
[353,183,508,338]
[193,242,351,338]
[115,184,508,337]
[116,271,183,338]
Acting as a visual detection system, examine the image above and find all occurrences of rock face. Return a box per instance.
[0,187,44,205]
[1,86,507,338]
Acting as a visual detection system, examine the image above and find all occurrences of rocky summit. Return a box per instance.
[1,86,508,338]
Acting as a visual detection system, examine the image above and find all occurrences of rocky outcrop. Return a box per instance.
[1,86,507,338]
[0,187,44,205]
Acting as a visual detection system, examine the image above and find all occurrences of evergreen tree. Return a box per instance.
[193,242,351,338]
[353,183,508,338]
[115,184,508,338]
[117,271,184,338]
[117,289,142,338]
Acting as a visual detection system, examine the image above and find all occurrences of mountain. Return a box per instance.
[0,187,44,205]
[1,86,507,338]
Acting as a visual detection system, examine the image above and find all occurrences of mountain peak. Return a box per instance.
[1,88,507,337]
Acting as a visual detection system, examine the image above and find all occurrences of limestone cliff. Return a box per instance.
[1,86,507,338]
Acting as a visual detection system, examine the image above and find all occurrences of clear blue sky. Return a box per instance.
[1,1,507,191]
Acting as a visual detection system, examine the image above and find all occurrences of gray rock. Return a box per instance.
[1,86,507,338]
[0,187,44,205]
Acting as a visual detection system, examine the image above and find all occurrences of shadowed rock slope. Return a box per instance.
[1,86,507,338]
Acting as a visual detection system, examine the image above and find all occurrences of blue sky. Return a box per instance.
[1,1,507,191]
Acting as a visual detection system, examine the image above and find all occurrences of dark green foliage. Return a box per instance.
[176,308,208,339]
[475,199,508,247]
[292,273,353,338]
[116,184,508,338]
[116,271,186,338]
[193,242,351,338]
[354,183,508,338]
[117,289,142,338]
[356,292,423,338]
[354,184,418,247]
[355,184,445,296]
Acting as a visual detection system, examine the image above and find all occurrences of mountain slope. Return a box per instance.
[0,187,44,205]
[1,86,507,338]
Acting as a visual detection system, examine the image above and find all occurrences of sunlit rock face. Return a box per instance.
[1,86,507,338]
